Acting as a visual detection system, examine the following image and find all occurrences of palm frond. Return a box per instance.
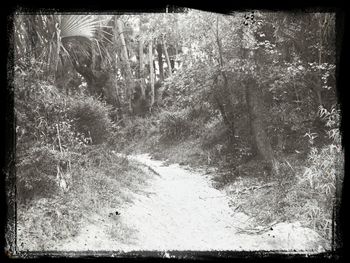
[61,15,100,39]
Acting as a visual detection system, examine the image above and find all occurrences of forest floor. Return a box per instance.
[53,153,330,252]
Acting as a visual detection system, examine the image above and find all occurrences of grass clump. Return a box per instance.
[158,109,195,143]
[17,145,152,250]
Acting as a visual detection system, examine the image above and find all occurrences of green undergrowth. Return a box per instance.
[17,144,152,250]
[14,77,159,250]
[221,142,343,242]
[118,111,235,168]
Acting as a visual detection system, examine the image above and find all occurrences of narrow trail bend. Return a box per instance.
[58,154,329,252]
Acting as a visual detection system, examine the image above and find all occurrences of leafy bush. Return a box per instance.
[283,105,343,240]
[16,145,61,204]
[68,95,113,145]
[158,109,194,142]
[302,105,343,199]
[14,80,87,204]
[186,102,215,123]
[200,119,229,149]
[122,116,157,141]
[14,78,87,241]
[15,81,83,149]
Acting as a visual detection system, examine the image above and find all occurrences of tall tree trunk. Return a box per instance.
[153,60,157,77]
[245,73,274,163]
[28,16,40,59]
[138,37,146,99]
[156,43,164,81]
[149,41,155,110]
[213,92,235,141]
[241,23,274,166]
[162,34,172,77]
[115,16,135,113]
[214,16,235,141]
[138,17,147,100]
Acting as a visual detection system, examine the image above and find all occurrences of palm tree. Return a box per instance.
[14,13,101,80]
[14,14,123,120]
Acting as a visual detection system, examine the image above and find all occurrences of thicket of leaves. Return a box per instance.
[68,95,113,144]
[14,65,147,249]
[282,106,343,240]
[14,67,114,204]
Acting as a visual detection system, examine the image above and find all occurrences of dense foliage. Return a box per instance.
[12,10,343,246]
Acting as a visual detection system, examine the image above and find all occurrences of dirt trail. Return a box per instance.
[56,154,330,252]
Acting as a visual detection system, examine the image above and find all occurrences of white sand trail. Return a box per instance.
[55,153,330,253]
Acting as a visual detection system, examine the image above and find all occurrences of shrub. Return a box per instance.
[16,144,83,204]
[158,109,193,142]
[16,145,61,204]
[122,116,157,141]
[186,102,214,123]
[15,82,81,148]
[14,81,86,204]
[68,95,113,145]
[283,105,343,240]
[200,119,228,149]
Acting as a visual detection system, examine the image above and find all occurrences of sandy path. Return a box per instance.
[56,154,330,252]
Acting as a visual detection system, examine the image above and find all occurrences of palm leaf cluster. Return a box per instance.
[60,15,99,39]
[14,14,101,79]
